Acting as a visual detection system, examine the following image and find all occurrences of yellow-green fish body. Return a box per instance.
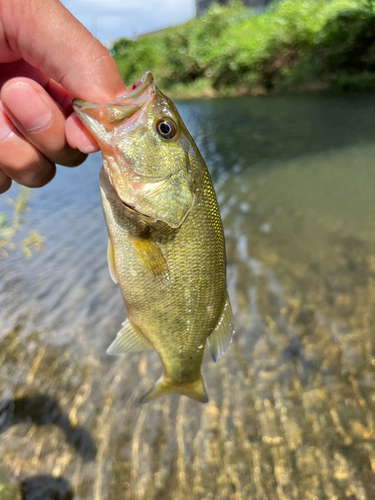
[73,73,233,403]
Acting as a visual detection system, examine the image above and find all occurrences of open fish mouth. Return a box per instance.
[124,72,154,99]
[72,72,155,130]
[73,71,154,109]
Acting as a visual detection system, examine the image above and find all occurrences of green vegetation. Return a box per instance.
[0,188,45,258]
[112,0,375,96]
[0,476,21,500]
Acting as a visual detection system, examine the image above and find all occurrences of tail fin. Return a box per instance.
[140,374,208,404]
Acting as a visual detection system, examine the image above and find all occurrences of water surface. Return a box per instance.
[1,93,375,500]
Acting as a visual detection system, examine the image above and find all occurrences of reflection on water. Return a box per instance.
[1,94,375,499]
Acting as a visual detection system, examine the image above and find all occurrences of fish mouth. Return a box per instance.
[72,72,155,131]
[122,71,154,99]
[73,71,154,109]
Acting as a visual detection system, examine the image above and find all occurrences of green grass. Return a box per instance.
[113,0,375,96]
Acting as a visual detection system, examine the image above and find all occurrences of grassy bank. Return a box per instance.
[112,0,375,97]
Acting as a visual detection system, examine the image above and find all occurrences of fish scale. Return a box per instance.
[73,72,234,403]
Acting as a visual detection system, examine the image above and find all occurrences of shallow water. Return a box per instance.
[1,93,375,500]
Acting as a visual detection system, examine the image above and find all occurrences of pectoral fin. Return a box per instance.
[107,319,151,355]
[130,235,169,280]
[107,236,118,284]
[140,373,208,404]
[207,294,235,362]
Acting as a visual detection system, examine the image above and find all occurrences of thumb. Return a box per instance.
[0,0,126,102]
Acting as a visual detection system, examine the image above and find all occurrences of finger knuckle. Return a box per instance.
[22,163,56,188]
[57,150,87,168]
[0,176,12,194]
[0,153,55,188]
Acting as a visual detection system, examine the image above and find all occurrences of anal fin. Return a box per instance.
[207,293,235,362]
[107,319,151,355]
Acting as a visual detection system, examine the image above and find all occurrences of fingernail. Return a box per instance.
[79,143,99,154]
[3,83,52,132]
[0,112,13,142]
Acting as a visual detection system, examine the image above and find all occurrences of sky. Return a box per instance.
[61,0,196,47]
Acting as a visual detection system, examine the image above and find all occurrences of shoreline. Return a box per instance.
[164,79,375,100]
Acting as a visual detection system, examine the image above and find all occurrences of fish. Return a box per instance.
[73,72,234,403]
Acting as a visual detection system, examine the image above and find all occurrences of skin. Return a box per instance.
[0,0,127,194]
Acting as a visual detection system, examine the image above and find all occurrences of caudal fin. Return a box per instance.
[140,374,208,404]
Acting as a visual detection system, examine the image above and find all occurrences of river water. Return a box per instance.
[0,94,375,500]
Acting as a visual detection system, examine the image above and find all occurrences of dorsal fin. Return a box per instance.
[107,319,151,355]
[207,294,235,362]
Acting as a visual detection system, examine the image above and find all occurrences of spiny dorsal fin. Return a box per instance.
[130,235,169,280]
[107,319,151,355]
[207,294,235,362]
[107,236,118,284]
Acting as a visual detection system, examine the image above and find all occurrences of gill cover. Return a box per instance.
[73,72,194,228]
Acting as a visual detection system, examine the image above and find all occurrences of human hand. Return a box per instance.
[0,0,126,194]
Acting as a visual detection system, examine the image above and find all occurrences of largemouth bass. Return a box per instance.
[73,72,233,403]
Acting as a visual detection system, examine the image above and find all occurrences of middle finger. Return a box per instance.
[1,78,87,167]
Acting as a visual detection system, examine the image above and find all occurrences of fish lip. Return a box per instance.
[72,72,154,112]
[120,71,154,100]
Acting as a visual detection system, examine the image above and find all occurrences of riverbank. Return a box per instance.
[164,77,372,100]
[113,0,375,98]
[156,78,330,100]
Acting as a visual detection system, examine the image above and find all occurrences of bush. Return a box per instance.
[314,9,375,73]
[112,0,375,95]
[112,37,163,85]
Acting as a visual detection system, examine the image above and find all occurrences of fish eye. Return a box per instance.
[156,119,177,139]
